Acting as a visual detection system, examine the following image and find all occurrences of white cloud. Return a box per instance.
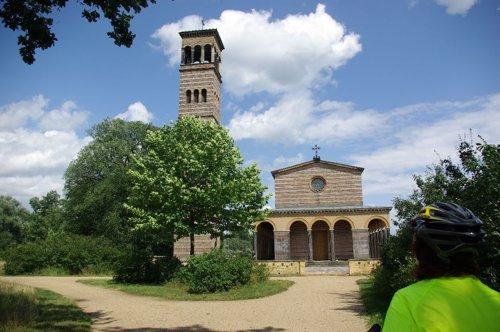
[351,93,500,197]
[38,101,88,131]
[0,96,90,205]
[228,92,385,145]
[152,4,361,96]
[115,102,153,123]
[435,0,478,15]
[0,95,47,130]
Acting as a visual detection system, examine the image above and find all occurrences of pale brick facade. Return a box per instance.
[274,161,363,208]
[178,29,224,124]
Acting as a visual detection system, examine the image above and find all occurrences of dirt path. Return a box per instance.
[1,275,367,331]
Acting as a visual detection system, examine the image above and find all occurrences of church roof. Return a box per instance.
[270,205,392,215]
[179,29,225,51]
[271,159,364,178]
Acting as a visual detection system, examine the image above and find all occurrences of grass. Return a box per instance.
[79,278,294,301]
[357,278,386,327]
[0,281,91,331]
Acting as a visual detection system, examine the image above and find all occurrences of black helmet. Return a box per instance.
[411,202,484,260]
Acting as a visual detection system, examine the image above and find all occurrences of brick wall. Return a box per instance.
[275,163,363,208]
[173,234,218,261]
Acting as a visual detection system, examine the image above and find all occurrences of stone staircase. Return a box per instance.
[304,261,349,276]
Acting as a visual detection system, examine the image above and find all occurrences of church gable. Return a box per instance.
[273,160,364,209]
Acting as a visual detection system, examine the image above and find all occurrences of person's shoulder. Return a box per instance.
[395,279,435,299]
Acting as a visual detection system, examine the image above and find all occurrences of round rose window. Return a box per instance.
[311,177,326,192]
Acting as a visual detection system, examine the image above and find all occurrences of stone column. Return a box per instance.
[274,231,290,260]
[352,229,370,259]
[253,233,258,259]
[211,45,215,63]
[181,48,185,65]
[191,47,195,64]
[330,230,336,261]
[308,230,313,261]
[200,46,205,63]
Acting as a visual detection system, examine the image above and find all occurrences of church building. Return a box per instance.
[173,28,391,262]
[255,148,391,262]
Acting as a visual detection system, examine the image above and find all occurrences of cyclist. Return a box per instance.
[382,202,500,331]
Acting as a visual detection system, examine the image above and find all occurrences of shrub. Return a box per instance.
[250,263,270,284]
[113,246,181,284]
[4,234,120,275]
[181,249,254,293]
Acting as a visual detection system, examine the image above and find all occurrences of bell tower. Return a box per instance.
[178,29,224,124]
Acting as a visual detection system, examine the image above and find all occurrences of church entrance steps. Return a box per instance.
[304,261,349,275]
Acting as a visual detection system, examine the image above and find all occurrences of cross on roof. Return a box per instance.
[312,144,321,161]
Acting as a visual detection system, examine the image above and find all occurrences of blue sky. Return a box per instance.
[1,0,499,208]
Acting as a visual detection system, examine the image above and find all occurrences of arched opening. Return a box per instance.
[184,46,192,64]
[312,220,329,261]
[193,45,202,63]
[290,221,308,260]
[201,89,207,102]
[369,219,388,259]
[368,219,386,232]
[256,222,274,260]
[204,44,211,62]
[194,89,199,103]
[334,220,353,260]
[186,90,191,103]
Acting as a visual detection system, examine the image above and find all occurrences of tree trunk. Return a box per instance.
[190,231,195,256]
[219,234,224,249]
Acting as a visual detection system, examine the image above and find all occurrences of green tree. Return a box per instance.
[0,0,157,64]
[64,118,154,243]
[27,190,64,240]
[0,195,29,252]
[366,139,500,319]
[126,116,269,256]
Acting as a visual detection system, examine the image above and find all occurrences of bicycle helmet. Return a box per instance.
[411,202,484,260]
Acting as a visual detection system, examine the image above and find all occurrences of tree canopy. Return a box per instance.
[0,195,29,252]
[64,118,154,242]
[27,190,65,240]
[126,116,269,256]
[0,0,156,64]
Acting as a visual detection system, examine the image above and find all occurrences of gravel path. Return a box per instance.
[2,275,367,331]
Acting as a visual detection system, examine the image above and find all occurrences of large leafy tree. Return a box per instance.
[126,116,269,256]
[367,139,499,319]
[0,0,157,64]
[64,118,154,242]
[27,190,65,240]
[0,195,29,252]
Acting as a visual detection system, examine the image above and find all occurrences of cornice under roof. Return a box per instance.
[269,206,392,215]
[179,29,225,50]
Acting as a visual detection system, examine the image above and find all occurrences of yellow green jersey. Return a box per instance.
[382,276,500,332]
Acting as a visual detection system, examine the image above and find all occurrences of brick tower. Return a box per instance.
[173,29,224,260]
[178,29,224,124]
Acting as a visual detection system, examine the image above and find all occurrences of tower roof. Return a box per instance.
[179,29,225,51]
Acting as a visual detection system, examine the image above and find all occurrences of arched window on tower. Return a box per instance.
[193,45,201,63]
[184,46,192,64]
[194,89,199,103]
[201,89,207,102]
[186,90,191,103]
[204,44,212,62]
